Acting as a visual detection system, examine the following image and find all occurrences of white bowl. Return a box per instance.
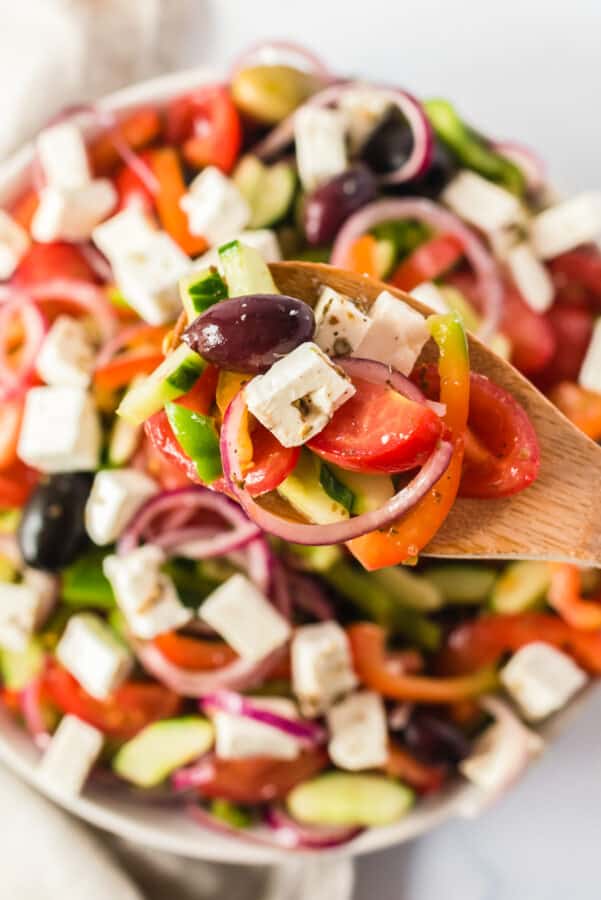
[0,66,593,865]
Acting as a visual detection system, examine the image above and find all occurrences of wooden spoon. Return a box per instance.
[269,261,601,566]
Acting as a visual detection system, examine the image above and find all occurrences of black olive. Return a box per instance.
[18,473,94,571]
[405,709,471,764]
[361,108,414,175]
[390,139,458,199]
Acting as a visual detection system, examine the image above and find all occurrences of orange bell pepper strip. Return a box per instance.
[548,381,601,441]
[153,632,237,670]
[347,622,497,703]
[149,147,208,257]
[548,563,601,630]
[343,234,381,277]
[90,108,162,174]
[348,313,469,570]
[94,351,165,391]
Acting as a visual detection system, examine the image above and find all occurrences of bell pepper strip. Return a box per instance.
[90,108,162,174]
[390,233,464,292]
[94,351,165,391]
[440,612,601,675]
[384,744,447,795]
[343,234,381,277]
[165,401,223,484]
[177,363,220,416]
[149,147,209,257]
[216,371,253,420]
[347,623,497,703]
[0,400,23,470]
[548,382,601,441]
[153,632,237,670]
[548,564,601,630]
[348,313,469,570]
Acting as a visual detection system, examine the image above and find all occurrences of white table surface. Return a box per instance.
[185,2,601,897]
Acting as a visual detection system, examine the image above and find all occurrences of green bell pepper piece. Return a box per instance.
[165,402,222,485]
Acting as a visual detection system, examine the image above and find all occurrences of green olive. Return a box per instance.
[231,65,320,124]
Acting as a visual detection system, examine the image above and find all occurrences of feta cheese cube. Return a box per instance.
[530,193,601,259]
[488,226,521,261]
[0,210,30,280]
[0,577,52,652]
[355,291,429,375]
[191,229,282,271]
[500,642,587,721]
[460,712,543,793]
[506,243,554,313]
[92,206,157,261]
[36,122,91,190]
[112,232,191,325]
[180,166,250,245]
[338,86,391,152]
[327,691,388,771]
[410,282,450,313]
[313,287,370,357]
[103,545,192,639]
[36,315,95,388]
[294,106,348,191]
[55,613,132,699]
[291,621,358,716]
[200,573,291,662]
[85,469,157,546]
[39,715,103,794]
[214,697,301,761]
[442,170,524,233]
[31,180,117,243]
[579,318,601,394]
[246,342,355,448]
[17,386,101,473]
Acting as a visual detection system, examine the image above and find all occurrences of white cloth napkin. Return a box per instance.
[0,4,354,897]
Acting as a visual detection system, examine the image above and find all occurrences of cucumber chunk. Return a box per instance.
[233,155,296,228]
[117,343,206,426]
[373,566,444,612]
[113,716,214,788]
[219,240,279,296]
[329,466,395,515]
[287,773,415,827]
[179,267,228,323]
[422,564,497,605]
[490,561,550,614]
[319,464,355,513]
[0,638,44,690]
[278,451,349,525]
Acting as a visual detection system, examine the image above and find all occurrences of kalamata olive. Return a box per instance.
[303,165,378,246]
[231,65,320,124]
[183,294,315,373]
[405,709,471,764]
[18,473,93,571]
[361,109,414,175]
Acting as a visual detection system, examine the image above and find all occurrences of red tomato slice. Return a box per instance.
[90,108,162,175]
[153,632,237,670]
[308,377,443,475]
[114,151,156,214]
[244,425,300,495]
[11,242,98,287]
[391,233,464,292]
[0,460,39,507]
[548,245,601,310]
[194,749,329,804]
[42,662,181,740]
[535,305,594,390]
[166,86,242,174]
[0,401,23,470]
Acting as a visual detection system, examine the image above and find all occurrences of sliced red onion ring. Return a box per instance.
[492,141,546,193]
[94,322,157,370]
[0,295,47,399]
[285,570,334,621]
[201,690,327,745]
[220,387,453,545]
[20,678,51,750]
[132,640,287,699]
[77,243,114,283]
[173,752,217,791]
[230,40,332,79]
[337,357,444,416]
[27,279,118,342]
[330,196,504,340]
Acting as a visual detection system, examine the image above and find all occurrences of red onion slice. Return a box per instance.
[220,388,453,545]
[285,570,335,621]
[94,322,161,370]
[337,357,444,416]
[77,243,114,283]
[0,295,47,399]
[27,279,118,342]
[230,40,332,79]
[201,690,327,745]
[330,196,504,340]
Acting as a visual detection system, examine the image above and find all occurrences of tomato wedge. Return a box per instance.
[43,663,181,740]
[153,632,237,670]
[548,245,601,309]
[11,242,98,286]
[114,151,156,214]
[308,376,443,475]
[166,86,242,174]
[391,233,464,292]
[536,305,594,390]
[194,748,329,804]
[0,461,39,507]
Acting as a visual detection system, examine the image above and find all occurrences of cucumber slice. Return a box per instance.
[278,451,349,525]
[373,566,444,612]
[328,466,395,515]
[179,267,228,323]
[219,239,279,296]
[490,561,550,614]
[0,638,44,690]
[422,564,497,605]
[287,773,414,827]
[233,155,296,228]
[113,716,214,788]
[117,343,206,426]
[374,238,396,279]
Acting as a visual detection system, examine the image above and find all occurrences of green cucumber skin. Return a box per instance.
[287,772,415,828]
[113,716,214,788]
[319,464,355,514]
[166,356,205,392]
[219,240,279,296]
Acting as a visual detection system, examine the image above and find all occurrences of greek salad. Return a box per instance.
[0,40,601,849]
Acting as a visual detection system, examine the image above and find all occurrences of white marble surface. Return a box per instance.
[185,3,601,897]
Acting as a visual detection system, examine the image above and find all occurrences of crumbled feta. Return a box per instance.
[505,243,554,313]
[530,193,601,259]
[246,342,355,448]
[313,287,371,357]
[85,469,157,546]
[294,106,348,191]
[31,180,117,243]
[410,282,450,313]
[0,576,53,652]
[214,697,301,761]
[200,573,291,663]
[180,166,250,245]
[112,232,191,325]
[39,715,104,795]
[500,642,587,721]
[36,122,91,190]
[291,621,358,716]
[460,712,543,793]
[17,386,101,473]
[442,170,524,233]
[338,86,391,152]
[36,315,95,388]
[354,291,430,375]
[103,545,191,639]
[327,691,388,771]
[192,229,282,271]
[0,210,30,280]
[579,318,601,394]
[92,206,157,261]
[55,613,132,700]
